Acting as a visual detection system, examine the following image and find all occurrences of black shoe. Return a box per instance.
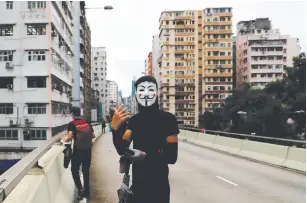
[77,188,85,201]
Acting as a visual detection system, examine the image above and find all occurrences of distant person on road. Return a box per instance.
[64,106,96,201]
[111,76,179,203]
[102,120,106,133]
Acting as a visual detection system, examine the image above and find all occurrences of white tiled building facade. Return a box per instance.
[0,1,81,149]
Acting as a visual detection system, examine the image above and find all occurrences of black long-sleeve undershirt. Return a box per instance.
[112,123,130,155]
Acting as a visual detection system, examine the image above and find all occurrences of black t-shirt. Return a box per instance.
[127,111,179,156]
[67,119,94,141]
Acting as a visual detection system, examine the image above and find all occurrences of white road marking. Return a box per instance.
[216,176,238,186]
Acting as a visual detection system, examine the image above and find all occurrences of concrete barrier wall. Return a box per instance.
[3,124,103,203]
[284,147,306,172]
[180,130,306,173]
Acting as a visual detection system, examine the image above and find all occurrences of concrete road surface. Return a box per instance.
[88,132,305,203]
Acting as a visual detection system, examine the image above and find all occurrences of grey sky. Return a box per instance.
[85,0,306,97]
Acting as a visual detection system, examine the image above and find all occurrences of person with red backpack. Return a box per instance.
[64,106,96,201]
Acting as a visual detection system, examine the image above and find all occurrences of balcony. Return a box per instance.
[175,24,195,29]
[251,51,284,56]
[204,73,232,77]
[175,16,194,20]
[203,38,232,44]
[205,55,232,60]
[176,41,195,46]
[205,82,232,85]
[174,50,194,54]
[203,29,232,35]
[204,98,225,102]
[175,99,194,104]
[203,90,230,95]
[251,60,284,65]
[204,64,232,69]
[203,21,232,26]
[211,13,233,17]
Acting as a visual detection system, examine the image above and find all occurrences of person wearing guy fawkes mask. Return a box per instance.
[111,76,179,203]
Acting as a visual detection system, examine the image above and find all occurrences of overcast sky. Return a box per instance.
[85,0,306,97]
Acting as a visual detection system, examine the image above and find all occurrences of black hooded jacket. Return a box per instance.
[112,76,179,203]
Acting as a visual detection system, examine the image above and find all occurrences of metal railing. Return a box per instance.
[0,131,65,203]
[178,125,306,148]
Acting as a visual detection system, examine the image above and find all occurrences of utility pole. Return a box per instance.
[72,1,81,108]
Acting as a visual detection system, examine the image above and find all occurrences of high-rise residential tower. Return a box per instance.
[158,8,233,127]
[236,18,300,88]
[91,47,107,119]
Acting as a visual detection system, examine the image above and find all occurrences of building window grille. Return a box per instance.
[0,25,13,36]
[27,103,47,114]
[0,129,18,140]
[24,129,47,140]
[27,24,46,35]
[28,1,46,9]
[0,50,14,61]
[28,50,46,61]
[6,1,13,9]
[0,103,13,114]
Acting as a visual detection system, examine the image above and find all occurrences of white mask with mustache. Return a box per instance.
[136,81,157,107]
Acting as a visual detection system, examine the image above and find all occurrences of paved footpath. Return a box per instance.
[88,132,305,203]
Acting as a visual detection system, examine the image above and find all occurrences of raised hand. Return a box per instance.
[112,104,130,130]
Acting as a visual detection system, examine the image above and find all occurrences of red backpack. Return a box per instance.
[72,119,93,150]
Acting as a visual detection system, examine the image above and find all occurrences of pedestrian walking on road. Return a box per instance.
[64,106,96,201]
[111,76,179,203]
[102,120,106,133]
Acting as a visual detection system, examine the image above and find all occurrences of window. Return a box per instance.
[24,129,47,140]
[94,57,97,60]
[0,129,18,140]
[0,24,13,36]
[27,77,46,88]
[0,50,14,61]
[27,24,46,35]
[0,103,13,114]
[28,1,46,9]
[28,103,46,114]
[28,50,46,61]
[0,77,13,88]
[6,1,13,9]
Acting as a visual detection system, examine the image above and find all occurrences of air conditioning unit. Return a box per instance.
[5,62,13,69]
[7,84,13,90]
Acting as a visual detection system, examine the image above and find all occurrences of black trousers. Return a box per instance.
[71,149,92,195]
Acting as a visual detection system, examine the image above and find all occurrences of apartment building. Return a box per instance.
[236,18,300,88]
[152,35,161,88]
[0,1,84,148]
[107,80,118,107]
[91,47,107,119]
[81,6,92,121]
[158,7,233,127]
[147,52,153,76]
